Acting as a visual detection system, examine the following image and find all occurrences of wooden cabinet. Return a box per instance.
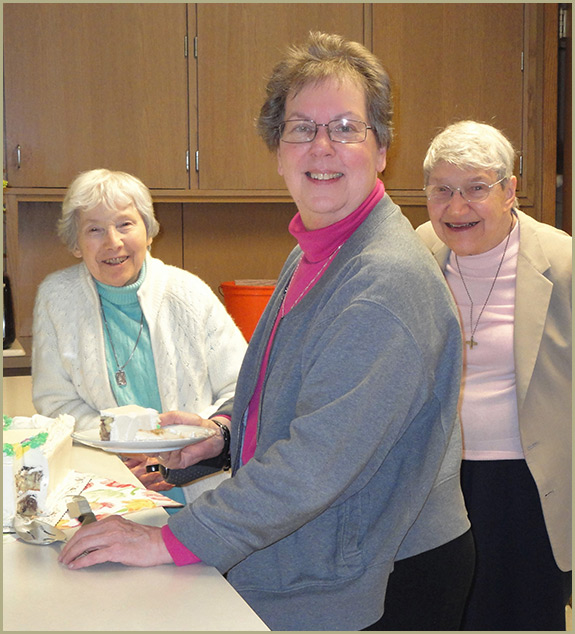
[373,4,524,190]
[3,3,192,189]
[3,3,561,374]
[3,3,557,212]
[372,3,557,226]
[195,3,365,191]
[3,2,364,193]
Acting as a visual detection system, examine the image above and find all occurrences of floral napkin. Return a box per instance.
[55,474,182,529]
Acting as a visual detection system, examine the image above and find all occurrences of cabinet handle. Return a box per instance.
[16,145,21,169]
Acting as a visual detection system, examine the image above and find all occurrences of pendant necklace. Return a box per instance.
[281,244,343,318]
[100,301,144,387]
[454,216,514,350]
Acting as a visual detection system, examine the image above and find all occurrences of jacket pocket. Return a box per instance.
[229,494,365,593]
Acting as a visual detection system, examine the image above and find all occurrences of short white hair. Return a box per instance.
[423,120,519,208]
[58,168,160,252]
[423,120,516,183]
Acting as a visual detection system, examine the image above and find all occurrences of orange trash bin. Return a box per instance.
[219,280,276,341]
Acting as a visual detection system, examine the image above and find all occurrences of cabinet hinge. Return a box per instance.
[195,150,199,172]
[559,5,568,40]
[194,36,198,59]
[184,35,188,58]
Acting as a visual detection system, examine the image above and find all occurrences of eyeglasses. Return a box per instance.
[424,177,506,204]
[279,118,373,144]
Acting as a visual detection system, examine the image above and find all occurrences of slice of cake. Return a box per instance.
[3,414,74,527]
[99,405,160,441]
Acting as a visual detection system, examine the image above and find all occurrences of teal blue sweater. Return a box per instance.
[96,261,162,411]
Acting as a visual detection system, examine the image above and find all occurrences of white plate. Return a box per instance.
[72,426,216,454]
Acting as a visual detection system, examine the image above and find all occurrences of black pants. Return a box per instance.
[363,529,475,631]
[460,459,571,631]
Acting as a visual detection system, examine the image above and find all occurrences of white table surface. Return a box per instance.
[3,441,269,631]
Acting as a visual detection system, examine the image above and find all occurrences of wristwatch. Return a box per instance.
[209,418,231,471]
[160,418,231,486]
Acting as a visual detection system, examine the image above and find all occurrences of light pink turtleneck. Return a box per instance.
[445,220,523,460]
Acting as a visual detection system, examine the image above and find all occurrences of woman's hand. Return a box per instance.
[58,515,173,570]
[120,454,174,492]
[154,411,227,470]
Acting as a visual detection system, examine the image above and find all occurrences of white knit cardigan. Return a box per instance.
[32,254,248,431]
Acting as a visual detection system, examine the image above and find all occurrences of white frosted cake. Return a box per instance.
[3,414,75,527]
[99,405,160,441]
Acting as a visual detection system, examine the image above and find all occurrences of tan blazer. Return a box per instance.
[416,210,572,571]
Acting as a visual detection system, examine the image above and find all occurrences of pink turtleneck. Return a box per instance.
[241,180,384,463]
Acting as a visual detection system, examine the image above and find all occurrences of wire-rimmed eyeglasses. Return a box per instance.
[424,177,506,204]
[279,118,373,144]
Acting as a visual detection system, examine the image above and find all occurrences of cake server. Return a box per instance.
[66,495,97,525]
[13,515,67,545]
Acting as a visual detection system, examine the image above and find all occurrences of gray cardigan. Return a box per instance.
[169,195,470,630]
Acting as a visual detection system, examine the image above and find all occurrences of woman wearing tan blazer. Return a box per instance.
[417,121,571,630]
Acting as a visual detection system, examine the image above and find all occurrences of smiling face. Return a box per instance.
[426,161,517,256]
[73,203,152,286]
[276,77,387,230]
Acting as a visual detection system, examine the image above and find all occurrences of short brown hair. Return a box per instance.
[257,32,393,151]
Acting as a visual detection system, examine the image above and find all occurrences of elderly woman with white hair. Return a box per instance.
[417,120,572,630]
[32,168,247,502]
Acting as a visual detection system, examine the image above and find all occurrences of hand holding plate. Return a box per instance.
[155,412,227,470]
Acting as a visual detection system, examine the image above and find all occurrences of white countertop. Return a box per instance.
[3,441,269,631]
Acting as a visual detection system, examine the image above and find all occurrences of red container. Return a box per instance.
[219,281,275,341]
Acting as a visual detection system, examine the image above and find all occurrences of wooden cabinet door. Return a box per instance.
[195,3,366,192]
[4,3,190,189]
[372,3,524,195]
